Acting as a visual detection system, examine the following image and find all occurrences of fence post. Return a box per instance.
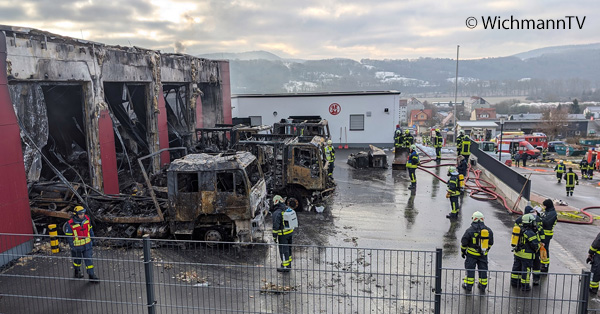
[434,248,442,314]
[578,269,591,314]
[143,235,156,314]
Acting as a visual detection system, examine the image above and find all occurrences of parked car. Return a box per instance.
[548,141,567,152]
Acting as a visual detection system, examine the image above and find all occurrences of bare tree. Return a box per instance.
[538,106,568,140]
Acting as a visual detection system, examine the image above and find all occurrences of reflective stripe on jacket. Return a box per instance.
[564,172,578,187]
[447,175,461,196]
[65,216,92,247]
[407,151,419,169]
[324,146,335,162]
[434,135,443,148]
[514,227,540,260]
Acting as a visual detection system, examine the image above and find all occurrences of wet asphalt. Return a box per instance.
[330,148,559,269]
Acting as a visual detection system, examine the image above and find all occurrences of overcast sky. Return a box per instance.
[1,0,598,60]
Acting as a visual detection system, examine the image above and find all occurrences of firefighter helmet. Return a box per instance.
[459,130,465,135]
[435,128,440,132]
[405,129,410,134]
[471,211,484,222]
[410,144,416,151]
[522,213,535,225]
[273,195,285,205]
[327,139,332,145]
[74,205,86,214]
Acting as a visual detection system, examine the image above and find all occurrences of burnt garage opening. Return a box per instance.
[199,83,222,127]
[38,85,90,184]
[104,83,150,187]
[163,84,192,151]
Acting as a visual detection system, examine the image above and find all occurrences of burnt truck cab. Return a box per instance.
[166,152,269,242]
[236,135,333,211]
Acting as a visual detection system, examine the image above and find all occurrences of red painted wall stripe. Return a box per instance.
[157,85,170,166]
[98,109,119,194]
[0,32,33,247]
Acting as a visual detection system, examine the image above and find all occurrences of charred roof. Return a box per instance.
[168,152,256,172]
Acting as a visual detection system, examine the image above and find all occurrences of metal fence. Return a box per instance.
[471,141,531,199]
[0,233,593,313]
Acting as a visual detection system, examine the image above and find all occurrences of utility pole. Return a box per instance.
[454,45,459,142]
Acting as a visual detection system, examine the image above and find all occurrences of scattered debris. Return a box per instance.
[260,281,297,294]
[175,271,209,284]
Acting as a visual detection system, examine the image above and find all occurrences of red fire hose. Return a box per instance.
[414,145,598,225]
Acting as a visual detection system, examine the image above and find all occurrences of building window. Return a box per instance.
[349,114,365,131]
[249,116,262,126]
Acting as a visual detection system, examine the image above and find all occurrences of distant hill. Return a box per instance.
[197,50,282,61]
[224,44,600,100]
[511,43,600,59]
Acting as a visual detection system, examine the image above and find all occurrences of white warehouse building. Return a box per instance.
[232,91,402,148]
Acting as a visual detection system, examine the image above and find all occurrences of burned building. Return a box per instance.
[0,25,232,260]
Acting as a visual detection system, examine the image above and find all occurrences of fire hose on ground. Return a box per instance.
[414,145,599,225]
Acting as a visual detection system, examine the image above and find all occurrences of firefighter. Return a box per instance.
[403,129,414,148]
[587,231,600,296]
[434,129,443,162]
[515,205,545,285]
[510,213,541,291]
[394,125,403,149]
[407,144,420,189]
[456,130,465,151]
[460,211,494,293]
[587,160,594,180]
[457,155,468,195]
[542,147,548,161]
[272,195,295,272]
[540,198,558,273]
[514,151,521,167]
[563,167,579,197]
[65,205,99,283]
[460,134,472,159]
[554,160,566,183]
[446,166,461,219]
[324,139,335,176]
[580,159,589,179]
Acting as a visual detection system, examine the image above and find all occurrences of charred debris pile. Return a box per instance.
[28,118,336,240]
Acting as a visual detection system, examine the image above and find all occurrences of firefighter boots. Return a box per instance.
[461,283,472,293]
[74,268,84,279]
[89,274,100,283]
[478,283,486,293]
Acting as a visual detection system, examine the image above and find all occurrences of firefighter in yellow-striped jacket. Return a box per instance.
[272,195,295,272]
[446,167,461,219]
[460,211,494,293]
[587,231,600,296]
[65,206,99,283]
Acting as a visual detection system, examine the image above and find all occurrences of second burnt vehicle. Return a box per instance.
[235,134,335,211]
[196,118,335,211]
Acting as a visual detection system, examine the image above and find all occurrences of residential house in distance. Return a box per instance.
[398,99,408,126]
[470,108,497,120]
[465,96,491,113]
[410,109,433,128]
[407,98,424,121]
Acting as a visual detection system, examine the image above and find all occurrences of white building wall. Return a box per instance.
[234,93,400,147]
